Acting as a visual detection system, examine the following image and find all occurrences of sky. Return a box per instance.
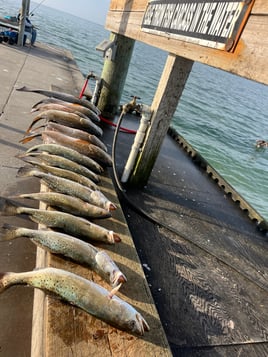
[38,0,110,25]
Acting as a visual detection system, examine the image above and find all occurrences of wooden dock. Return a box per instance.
[0,1,267,356]
[0,42,171,356]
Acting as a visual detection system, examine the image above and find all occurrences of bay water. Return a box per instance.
[1,0,268,221]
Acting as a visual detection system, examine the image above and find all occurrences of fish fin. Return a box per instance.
[25,114,46,134]
[0,197,19,216]
[32,98,50,109]
[108,283,122,299]
[27,124,46,133]
[0,223,18,241]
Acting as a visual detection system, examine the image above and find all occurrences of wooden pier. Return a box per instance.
[0,1,267,356]
[0,42,170,356]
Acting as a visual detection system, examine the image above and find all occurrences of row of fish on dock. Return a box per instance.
[0,86,149,336]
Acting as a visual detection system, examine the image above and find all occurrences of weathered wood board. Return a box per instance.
[106,0,268,85]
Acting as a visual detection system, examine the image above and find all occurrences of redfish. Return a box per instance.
[0,197,120,244]
[46,122,107,152]
[0,224,125,287]
[40,131,112,166]
[0,267,149,335]
[32,98,100,123]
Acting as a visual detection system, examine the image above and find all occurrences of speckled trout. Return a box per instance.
[12,192,111,219]
[16,165,115,210]
[26,109,103,137]
[0,224,125,287]
[16,86,101,115]
[17,151,100,184]
[16,166,116,211]
[18,158,98,190]
[25,143,104,174]
[0,267,149,335]
[0,197,120,244]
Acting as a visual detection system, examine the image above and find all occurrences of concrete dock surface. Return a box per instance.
[0,40,268,357]
[0,42,171,357]
[0,41,87,356]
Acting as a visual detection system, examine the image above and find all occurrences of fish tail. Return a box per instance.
[0,272,9,293]
[25,115,45,134]
[16,86,29,92]
[0,223,18,241]
[32,98,48,109]
[0,197,19,216]
[19,132,41,144]
[16,166,36,178]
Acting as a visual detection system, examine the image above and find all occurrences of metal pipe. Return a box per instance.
[121,105,151,183]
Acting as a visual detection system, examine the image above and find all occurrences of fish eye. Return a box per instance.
[128,320,136,330]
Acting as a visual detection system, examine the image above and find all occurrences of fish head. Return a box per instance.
[126,313,150,336]
[110,270,127,287]
[95,251,126,287]
[107,231,121,244]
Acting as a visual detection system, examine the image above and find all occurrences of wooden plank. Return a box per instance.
[109,0,149,11]
[109,0,268,14]
[105,11,268,85]
[251,0,268,14]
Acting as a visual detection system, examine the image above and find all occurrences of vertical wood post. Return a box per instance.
[97,33,135,118]
[129,54,194,187]
[17,0,30,46]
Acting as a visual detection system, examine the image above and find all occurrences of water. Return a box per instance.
[1,0,268,220]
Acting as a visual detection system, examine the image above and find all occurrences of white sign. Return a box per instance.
[141,0,254,51]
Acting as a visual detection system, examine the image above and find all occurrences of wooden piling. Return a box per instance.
[17,0,29,46]
[129,54,194,187]
[97,33,135,118]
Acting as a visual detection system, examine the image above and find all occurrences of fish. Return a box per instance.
[12,192,111,219]
[18,157,98,189]
[0,267,149,335]
[24,143,104,174]
[46,122,107,152]
[32,103,95,121]
[0,224,125,287]
[25,109,103,137]
[17,152,100,184]
[16,166,116,211]
[26,122,107,152]
[38,131,112,166]
[0,197,120,244]
[16,86,101,115]
[31,98,101,123]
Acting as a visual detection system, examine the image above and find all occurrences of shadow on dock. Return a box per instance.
[102,113,268,356]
